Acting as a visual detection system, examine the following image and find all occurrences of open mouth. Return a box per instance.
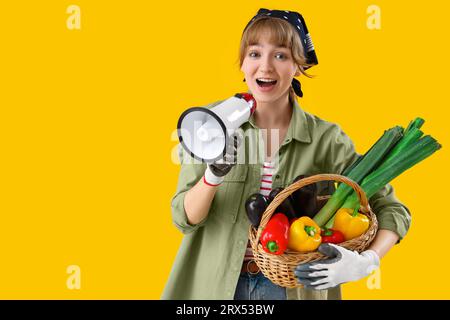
[256,78,277,88]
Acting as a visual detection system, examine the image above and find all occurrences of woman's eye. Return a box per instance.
[247,51,289,59]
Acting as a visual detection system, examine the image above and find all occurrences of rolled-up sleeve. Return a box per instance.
[368,184,411,241]
[171,144,208,234]
[323,124,411,242]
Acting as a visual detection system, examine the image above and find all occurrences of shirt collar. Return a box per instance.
[247,94,312,144]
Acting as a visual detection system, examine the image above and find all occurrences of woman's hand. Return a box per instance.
[294,243,380,290]
[204,135,240,185]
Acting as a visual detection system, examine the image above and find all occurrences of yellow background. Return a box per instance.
[0,0,449,299]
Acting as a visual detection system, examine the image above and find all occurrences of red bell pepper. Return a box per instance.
[260,213,289,255]
[321,228,345,244]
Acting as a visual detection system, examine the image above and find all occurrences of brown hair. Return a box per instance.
[237,16,314,103]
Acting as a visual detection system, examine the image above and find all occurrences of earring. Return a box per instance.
[243,78,246,82]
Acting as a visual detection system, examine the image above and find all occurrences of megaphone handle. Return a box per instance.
[222,134,240,164]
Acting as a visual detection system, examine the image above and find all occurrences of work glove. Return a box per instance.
[203,134,240,186]
[294,243,380,290]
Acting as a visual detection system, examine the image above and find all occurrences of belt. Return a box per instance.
[240,260,260,275]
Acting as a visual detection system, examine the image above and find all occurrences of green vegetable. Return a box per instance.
[313,126,404,227]
[341,130,390,177]
[378,118,424,168]
[323,118,441,228]
[404,117,425,136]
[340,135,441,211]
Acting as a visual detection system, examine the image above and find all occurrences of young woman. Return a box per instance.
[162,8,411,300]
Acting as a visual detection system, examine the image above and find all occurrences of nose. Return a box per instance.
[259,55,274,73]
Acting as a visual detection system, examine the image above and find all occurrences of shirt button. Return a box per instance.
[275,174,280,179]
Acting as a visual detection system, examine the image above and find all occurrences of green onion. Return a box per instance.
[404,117,425,136]
[340,135,441,211]
[313,126,404,227]
[379,126,423,169]
[318,118,442,229]
[341,154,363,177]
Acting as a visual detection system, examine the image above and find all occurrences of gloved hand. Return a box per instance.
[203,134,240,186]
[294,243,380,290]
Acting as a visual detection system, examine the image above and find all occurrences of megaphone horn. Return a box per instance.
[177,93,257,163]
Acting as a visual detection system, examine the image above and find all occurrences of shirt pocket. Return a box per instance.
[211,165,249,224]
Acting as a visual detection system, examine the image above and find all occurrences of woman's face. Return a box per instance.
[241,34,300,104]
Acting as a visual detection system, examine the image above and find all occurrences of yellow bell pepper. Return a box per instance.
[288,216,322,252]
[333,208,370,241]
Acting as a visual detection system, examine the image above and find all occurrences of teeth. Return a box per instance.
[257,78,276,82]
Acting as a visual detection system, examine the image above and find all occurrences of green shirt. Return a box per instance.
[162,99,411,300]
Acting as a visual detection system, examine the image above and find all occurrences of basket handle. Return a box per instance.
[255,174,371,243]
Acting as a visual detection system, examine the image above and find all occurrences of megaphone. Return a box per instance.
[177,93,257,163]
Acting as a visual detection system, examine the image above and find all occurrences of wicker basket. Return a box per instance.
[248,174,378,288]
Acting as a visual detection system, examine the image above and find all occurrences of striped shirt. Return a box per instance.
[244,160,277,262]
[259,161,275,197]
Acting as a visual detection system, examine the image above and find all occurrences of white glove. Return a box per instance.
[203,165,226,186]
[294,243,380,290]
[203,134,240,186]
